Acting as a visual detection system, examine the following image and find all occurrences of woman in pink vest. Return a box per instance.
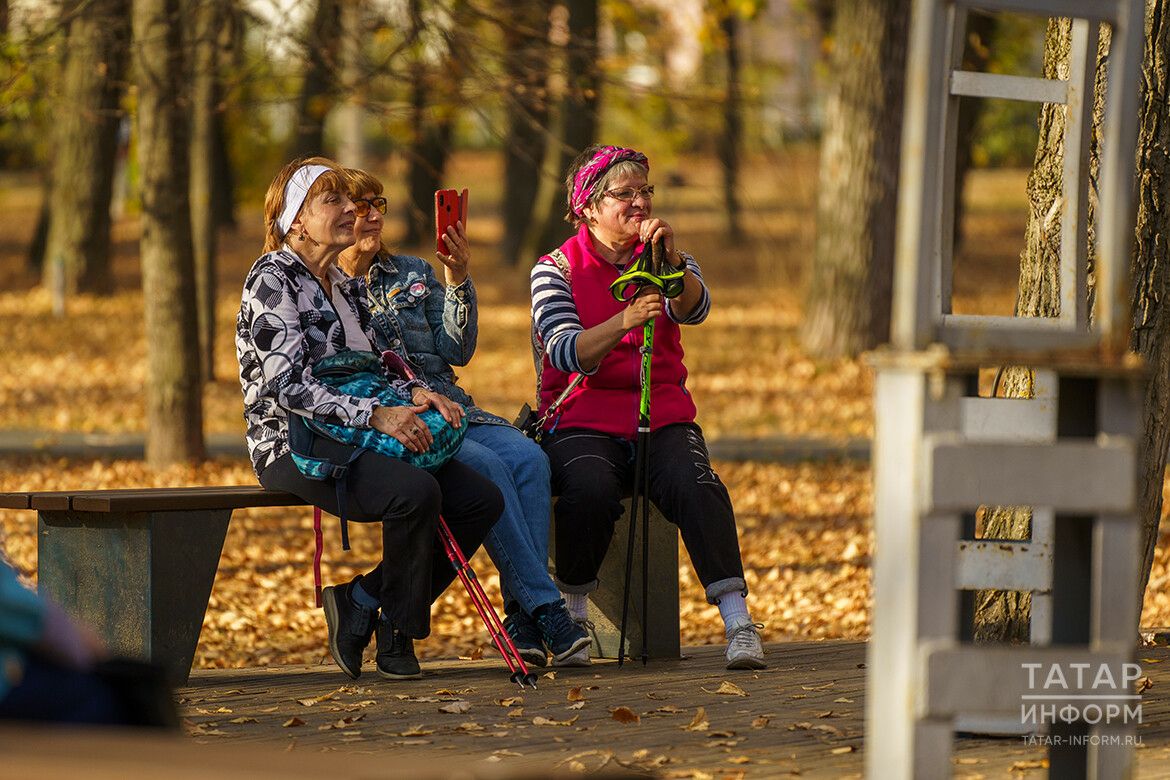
[529,144,765,670]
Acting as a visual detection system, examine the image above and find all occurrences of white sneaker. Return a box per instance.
[725,619,766,670]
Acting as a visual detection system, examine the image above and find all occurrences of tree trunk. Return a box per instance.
[404,68,455,246]
[975,19,1115,642]
[526,0,599,258]
[1132,0,1170,624]
[189,0,222,383]
[500,1,552,267]
[720,8,743,241]
[402,0,463,247]
[134,0,206,466]
[799,0,909,358]
[289,0,341,159]
[42,0,130,301]
[335,0,366,168]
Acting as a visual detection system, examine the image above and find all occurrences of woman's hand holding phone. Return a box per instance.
[435,188,470,286]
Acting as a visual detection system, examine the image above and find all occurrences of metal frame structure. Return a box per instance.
[867,1,1147,776]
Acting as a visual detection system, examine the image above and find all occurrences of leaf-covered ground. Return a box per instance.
[3,153,1170,668]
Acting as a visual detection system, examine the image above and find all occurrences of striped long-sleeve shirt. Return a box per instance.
[530,251,710,376]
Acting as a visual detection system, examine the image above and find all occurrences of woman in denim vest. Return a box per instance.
[336,168,590,667]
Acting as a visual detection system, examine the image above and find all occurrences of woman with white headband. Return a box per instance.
[235,157,503,680]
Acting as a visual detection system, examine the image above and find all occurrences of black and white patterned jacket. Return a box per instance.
[235,247,418,476]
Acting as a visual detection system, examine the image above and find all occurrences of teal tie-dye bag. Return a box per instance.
[289,349,466,481]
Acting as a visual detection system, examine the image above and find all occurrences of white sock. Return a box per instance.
[562,591,588,621]
[716,591,750,632]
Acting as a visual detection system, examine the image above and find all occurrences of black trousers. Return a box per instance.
[259,442,503,639]
[543,423,746,595]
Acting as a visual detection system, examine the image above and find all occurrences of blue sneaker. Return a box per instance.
[534,600,591,666]
[503,609,547,668]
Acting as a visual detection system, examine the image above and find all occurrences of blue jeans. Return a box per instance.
[455,423,560,614]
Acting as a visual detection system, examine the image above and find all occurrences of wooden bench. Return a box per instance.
[0,487,678,683]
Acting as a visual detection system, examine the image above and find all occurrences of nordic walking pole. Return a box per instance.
[437,516,538,689]
[615,237,671,668]
[618,316,654,668]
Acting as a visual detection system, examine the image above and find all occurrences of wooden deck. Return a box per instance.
[6,640,1170,777]
[172,641,1170,777]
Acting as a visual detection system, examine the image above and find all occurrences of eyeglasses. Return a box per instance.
[603,185,654,204]
[353,197,388,217]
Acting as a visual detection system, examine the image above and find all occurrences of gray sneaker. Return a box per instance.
[725,619,766,670]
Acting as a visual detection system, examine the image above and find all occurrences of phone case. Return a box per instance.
[435,188,468,254]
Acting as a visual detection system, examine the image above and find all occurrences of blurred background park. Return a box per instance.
[3,0,1170,666]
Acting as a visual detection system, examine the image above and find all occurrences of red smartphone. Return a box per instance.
[434,188,468,254]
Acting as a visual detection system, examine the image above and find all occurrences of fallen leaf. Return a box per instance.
[702,681,748,697]
[282,717,305,728]
[533,715,579,727]
[399,724,434,736]
[655,705,685,714]
[684,707,709,732]
[611,707,640,724]
[228,717,259,724]
[831,746,854,755]
[567,701,586,710]
[1136,677,1154,694]
[833,697,854,704]
[457,647,485,661]
[815,710,834,718]
[567,687,586,702]
[543,671,557,680]
[751,716,770,728]
[802,682,835,691]
[457,722,484,732]
[260,706,279,713]
[439,701,471,714]
[296,689,340,707]
[507,708,525,718]
[496,697,523,707]
[726,756,751,764]
[708,730,737,738]
[1009,759,1049,770]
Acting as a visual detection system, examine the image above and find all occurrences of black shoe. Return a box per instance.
[375,620,421,679]
[502,609,548,668]
[321,577,377,679]
[534,599,591,665]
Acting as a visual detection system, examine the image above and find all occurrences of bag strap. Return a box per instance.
[531,247,579,402]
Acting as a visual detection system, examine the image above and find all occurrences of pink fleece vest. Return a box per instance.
[538,226,697,440]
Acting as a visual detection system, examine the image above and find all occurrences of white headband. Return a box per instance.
[276,164,331,236]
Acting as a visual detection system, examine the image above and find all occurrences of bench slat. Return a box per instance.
[0,493,33,509]
[5,487,304,514]
[68,487,305,513]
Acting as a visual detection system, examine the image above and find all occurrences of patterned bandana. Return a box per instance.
[277,164,332,236]
[569,146,650,218]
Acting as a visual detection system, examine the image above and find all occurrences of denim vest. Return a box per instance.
[365,253,510,426]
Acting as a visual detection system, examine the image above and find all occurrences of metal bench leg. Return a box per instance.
[37,509,231,684]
